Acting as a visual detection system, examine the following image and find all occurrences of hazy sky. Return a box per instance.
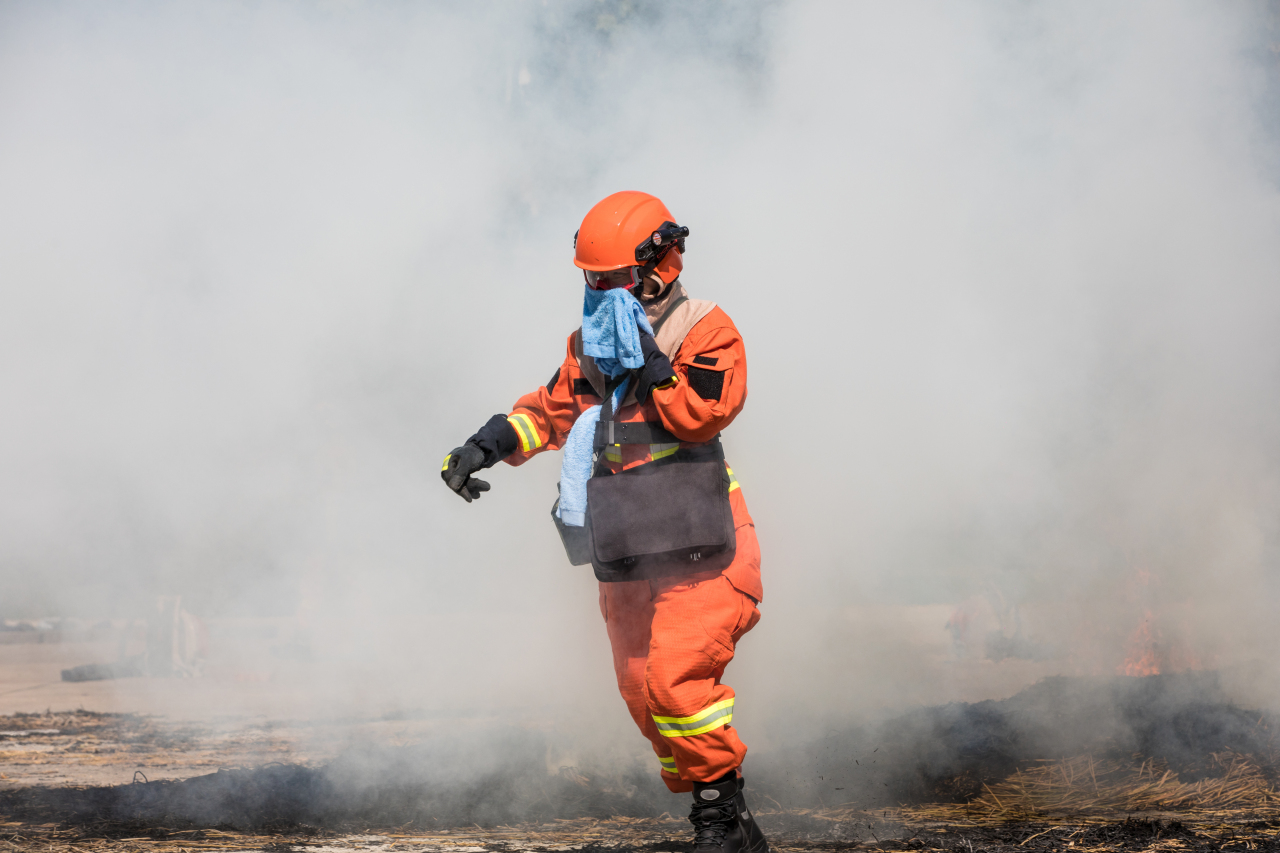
[2,1,1279,729]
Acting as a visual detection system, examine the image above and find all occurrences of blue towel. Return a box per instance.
[555,376,628,527]
[580,285,653,374]
[556,287,653,527]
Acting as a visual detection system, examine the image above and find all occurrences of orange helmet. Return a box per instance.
[574,191,686,285]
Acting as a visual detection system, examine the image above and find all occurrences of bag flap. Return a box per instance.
[587,460,731,563]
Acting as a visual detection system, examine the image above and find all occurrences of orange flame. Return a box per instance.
[1119,611,1162,676]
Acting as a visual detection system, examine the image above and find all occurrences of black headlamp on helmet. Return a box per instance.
[634,221,689,267]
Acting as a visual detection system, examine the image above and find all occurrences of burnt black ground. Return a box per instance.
[871,819,1280,852]
[0,674,1276,836]
[0,759,667,833]
[4,816,1280,853]
[758,671,1280,808]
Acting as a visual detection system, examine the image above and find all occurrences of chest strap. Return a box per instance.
[592,439,725,478]
[593,419,681,450]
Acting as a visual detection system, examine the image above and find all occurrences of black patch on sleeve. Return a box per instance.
[693,355,719,366]
[687,367,724,401]
[573,378,601,399]
[545,367,562,393]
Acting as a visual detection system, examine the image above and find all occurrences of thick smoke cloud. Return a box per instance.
[1,0,1279,763]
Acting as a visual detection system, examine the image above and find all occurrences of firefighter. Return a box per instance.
[442,191,768,853]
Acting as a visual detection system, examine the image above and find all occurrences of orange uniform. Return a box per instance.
[503,305,762,792]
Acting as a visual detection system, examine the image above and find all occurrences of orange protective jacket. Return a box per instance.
[502,301,762,603]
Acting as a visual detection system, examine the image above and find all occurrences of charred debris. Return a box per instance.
[0,673,1275,835]
[768,671,1279,809]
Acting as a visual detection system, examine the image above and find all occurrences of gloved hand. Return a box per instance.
[441,444,490,502]
[635,328,677,404]
[441,414,522,503]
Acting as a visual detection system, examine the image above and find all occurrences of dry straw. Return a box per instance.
[902,752,1280,825]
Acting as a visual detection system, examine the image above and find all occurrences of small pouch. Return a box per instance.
[551,490,594,566]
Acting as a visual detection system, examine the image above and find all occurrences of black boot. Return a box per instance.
[689,773,770,853]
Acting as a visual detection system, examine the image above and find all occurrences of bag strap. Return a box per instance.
[650,294,688,337]
[598,372,629,424]
[593,373,629,478]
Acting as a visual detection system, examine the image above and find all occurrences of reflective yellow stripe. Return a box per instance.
[441,454,452,472]
[650,442,680,461]
[507,416,530,452]
[653,697,735,737]
[604,444,622,463]
[658,756,678,773]
[507,413,542,453]
[508,413,534,451]
[654,375,679,391]
[653,697,735,725]
[727,465,740,493]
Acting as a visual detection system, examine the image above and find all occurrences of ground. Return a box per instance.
[3,811,1280,853]
[3,710,1278,852]
[4,639,1280,852]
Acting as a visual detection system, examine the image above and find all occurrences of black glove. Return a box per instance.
[635,329,677,404]
[441,444,489,502]
[441,414,521,503]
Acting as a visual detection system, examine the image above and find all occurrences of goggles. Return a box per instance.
[584,267,641,291]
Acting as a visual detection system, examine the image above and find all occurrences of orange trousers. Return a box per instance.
[599,516,762,793]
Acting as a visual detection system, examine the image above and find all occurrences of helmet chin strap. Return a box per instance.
[638,269,673,300]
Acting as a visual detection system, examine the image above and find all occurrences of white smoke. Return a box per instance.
[1,1,1278,748]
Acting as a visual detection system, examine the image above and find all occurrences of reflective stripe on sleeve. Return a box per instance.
[653,697,735,738]
[508,413,542,453]
[727,465,740,493]
[658,755,678,774]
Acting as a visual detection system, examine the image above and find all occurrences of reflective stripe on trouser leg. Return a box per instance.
[654,697,734,737]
